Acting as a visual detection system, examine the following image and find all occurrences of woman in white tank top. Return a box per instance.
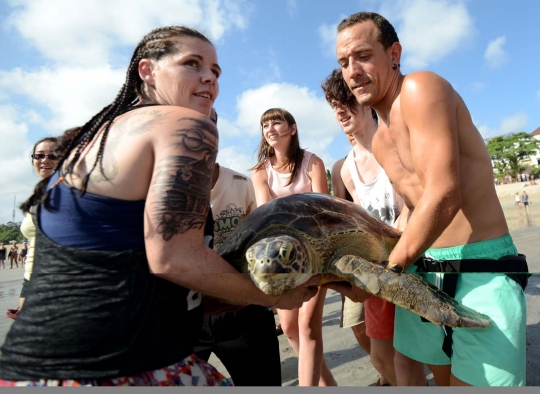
[251,108,336,386]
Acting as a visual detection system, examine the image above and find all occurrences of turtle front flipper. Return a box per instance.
[328,255,493,329]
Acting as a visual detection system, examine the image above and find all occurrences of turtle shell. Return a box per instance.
[217,193,401,273]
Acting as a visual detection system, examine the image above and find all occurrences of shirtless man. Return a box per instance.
[331,11,527,387]
[323,69,401,386]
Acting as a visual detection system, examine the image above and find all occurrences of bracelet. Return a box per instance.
[267,294,285,310]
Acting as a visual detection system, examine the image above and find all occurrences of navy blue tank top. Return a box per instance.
[41,172,145,251]
[40,103,160,252]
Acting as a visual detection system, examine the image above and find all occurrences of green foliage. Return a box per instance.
[326,169,334,196]
[0,225,24,244]
[486,132,540,178]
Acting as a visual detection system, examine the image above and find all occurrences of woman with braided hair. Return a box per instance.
[0,26,321,387]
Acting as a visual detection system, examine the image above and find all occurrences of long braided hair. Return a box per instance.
[21,26,213,214]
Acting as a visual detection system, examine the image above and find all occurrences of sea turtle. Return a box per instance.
[218,193,492,329]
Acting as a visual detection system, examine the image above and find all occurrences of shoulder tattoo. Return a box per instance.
[91,110,173,183]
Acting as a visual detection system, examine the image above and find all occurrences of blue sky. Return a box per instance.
[1,0,540,223]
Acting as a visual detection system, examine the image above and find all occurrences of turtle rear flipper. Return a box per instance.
[328,255,493,329]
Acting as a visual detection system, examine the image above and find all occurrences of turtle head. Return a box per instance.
[246,235,313,296]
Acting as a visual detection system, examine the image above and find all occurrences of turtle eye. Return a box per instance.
[278,241,296,263]
[286,246,296,262]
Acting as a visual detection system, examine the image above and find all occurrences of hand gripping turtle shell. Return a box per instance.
[218,193,492,329]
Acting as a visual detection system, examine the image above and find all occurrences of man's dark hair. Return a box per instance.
[321,68,378,122]
[321,68,358,114]
[337,12,399,49]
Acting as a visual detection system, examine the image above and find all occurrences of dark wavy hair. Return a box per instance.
[321,68,378,122]
[21,26,213,214]
[251,108,304,187]
[337,12,399,50]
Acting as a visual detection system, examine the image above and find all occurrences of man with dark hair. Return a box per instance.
[330,11,527,387]
[322,68,402,386]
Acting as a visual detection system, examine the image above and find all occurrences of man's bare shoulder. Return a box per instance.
[399,72,458,121]
[401,71,453,97]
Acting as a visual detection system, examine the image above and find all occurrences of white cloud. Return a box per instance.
[484,36,508,69]
[216,116,243,138]
[378,0,474,70]
[0,105,40,223]
[319,22,338,58]
[216,145,254,177]
[0,66,125,132]
[7,0,251,66]
[475,113,529,138]
[499,113,528,134]
[216,83,341,171]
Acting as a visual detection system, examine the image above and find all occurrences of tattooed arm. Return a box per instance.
[145,108,319,308]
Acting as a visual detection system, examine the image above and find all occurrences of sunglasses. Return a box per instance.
[32,153,60,161]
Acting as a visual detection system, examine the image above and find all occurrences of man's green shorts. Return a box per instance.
[393,234,526,386]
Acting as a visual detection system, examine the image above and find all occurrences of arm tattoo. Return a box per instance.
[154,117,218,242]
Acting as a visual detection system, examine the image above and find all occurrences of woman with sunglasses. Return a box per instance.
[6,137,61,320]
[251,108,336,387]
[0,27,320,387]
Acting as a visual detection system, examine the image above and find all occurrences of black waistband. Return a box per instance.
[414,254,530,358]
[414,254,531,291]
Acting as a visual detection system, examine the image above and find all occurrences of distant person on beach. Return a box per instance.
[193,109,281,386]
[515,192,522,211]
[19,242,28,267]
[5,137,61,320]
[521,191,530,215]
[251,108,335,386]
[328,11,528,386]
[322,68,402,387]
[0,243,6,269]
[8,242,18,269]
[0,26,320,387]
